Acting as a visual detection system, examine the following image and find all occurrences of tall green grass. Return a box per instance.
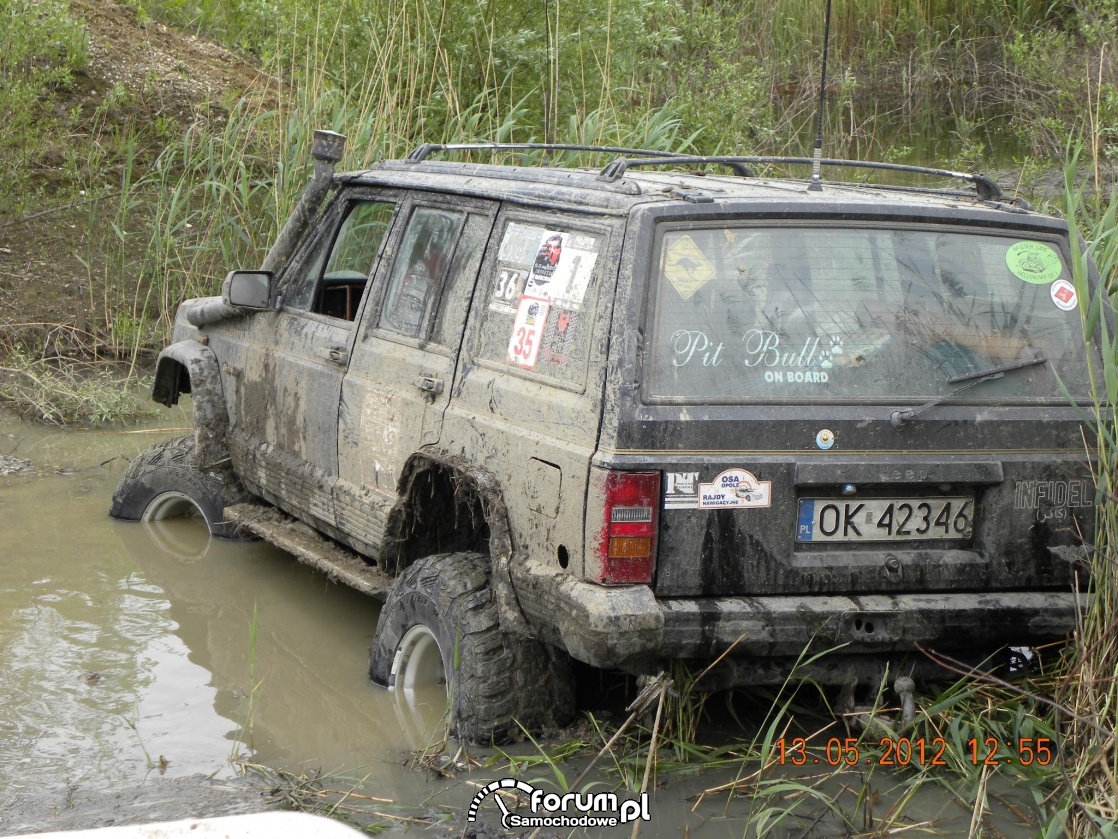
[1055,150,1118,835]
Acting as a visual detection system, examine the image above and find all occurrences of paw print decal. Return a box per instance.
[817,335,844,368]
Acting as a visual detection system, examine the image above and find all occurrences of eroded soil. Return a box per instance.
[0,0,280,340]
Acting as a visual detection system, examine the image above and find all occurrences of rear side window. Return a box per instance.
[647,225,1091,402]
[474,220,605,386]
[378,207,465,338]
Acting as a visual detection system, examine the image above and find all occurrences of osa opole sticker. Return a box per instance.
[698,468,771,509]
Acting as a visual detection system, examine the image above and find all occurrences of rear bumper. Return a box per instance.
[513,559,1081,673]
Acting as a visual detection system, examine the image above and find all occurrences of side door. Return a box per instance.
[335,194,498,556]
[231,189,400,535]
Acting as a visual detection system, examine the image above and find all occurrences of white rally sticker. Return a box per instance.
[507,296,550,368]
[698,469,772,509]
[1050,278,1077,311]
[523,231,599,309]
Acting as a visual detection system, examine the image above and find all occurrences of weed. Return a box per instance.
[229,601,262,761]
[0,347,155,425]
[1054,145,1118,835]
[0,0,87,219]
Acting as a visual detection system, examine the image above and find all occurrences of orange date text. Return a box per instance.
[776,737,948,767]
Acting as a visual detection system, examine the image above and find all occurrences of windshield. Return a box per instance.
[646,224,1091,402]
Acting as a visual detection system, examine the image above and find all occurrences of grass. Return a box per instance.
[262,658,1074,835]
[1053,148,1118,835]
[229,602,262,761]
[0,346,155,425]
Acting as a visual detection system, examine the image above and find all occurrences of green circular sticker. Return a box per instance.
[1006,241,1062,284]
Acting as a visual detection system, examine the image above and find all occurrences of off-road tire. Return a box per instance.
[369,552,574,744]
[109,435,253,539]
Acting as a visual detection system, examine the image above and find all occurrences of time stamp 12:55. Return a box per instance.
[776,737,1056,767]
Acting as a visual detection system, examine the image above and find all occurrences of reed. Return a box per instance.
[1052,148,1118,835]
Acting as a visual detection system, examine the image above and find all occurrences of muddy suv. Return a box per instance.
[112,131,1098,742]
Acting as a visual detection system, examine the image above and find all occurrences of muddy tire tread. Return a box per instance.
[110,435,253,538]
[370,551,573,744]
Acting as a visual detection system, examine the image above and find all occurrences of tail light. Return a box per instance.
[590,469,660,585]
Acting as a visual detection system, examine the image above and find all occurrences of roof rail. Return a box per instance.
[596,155,1017,203]
[406,142,684,164]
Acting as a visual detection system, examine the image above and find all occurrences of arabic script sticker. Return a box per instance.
[1006,241,1062,284]
[1050,278,1078,311]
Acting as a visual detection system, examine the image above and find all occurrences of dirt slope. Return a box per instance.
[0,0,279,344]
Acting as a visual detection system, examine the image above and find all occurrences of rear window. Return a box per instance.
[647,224,1091,402]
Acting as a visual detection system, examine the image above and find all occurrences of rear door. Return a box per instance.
[334,193,497,556]
[446,208,622,572]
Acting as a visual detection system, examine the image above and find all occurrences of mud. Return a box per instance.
[0,454,33,476]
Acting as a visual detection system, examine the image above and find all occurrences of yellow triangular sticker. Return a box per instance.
[663,235,715,300]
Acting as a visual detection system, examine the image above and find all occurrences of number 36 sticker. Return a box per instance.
[507,296,550,368]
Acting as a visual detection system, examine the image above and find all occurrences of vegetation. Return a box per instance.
[1,0,1114,371]
[1057,156,1118,835]
[2,2,1118,827]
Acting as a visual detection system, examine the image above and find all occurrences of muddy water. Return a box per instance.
[0,413,435,812]
[0,411,1049,836]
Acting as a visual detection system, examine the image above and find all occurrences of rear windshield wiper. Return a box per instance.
[890,356,1047,429]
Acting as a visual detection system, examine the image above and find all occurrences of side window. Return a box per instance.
[474,220,604,385]
[285,199,395,320]
[432,215,492,347]
[378,207,465,339]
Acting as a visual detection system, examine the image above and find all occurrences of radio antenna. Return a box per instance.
[808,0,834,191]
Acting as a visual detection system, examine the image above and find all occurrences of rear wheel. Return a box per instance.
[109,435,252,539]
[370,551,573,744]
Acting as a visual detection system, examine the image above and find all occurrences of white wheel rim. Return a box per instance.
[390,623,450,747]
[140,491,212,561]
[393,624,445,692]
[142,490,209,524]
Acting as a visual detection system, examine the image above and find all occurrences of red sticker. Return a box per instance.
[1050,279,1077,311]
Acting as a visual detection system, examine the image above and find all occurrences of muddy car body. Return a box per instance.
[113,133,1097,740]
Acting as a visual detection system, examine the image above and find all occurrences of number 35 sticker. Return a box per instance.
[507,296,550,368]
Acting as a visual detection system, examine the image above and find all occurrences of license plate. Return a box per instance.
[796,497,974,543]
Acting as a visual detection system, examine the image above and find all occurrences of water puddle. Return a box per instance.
[0,411,1054,835]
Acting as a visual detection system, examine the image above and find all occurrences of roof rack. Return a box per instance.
[596,155,1016,203]
[402,143,1026,207]
[406,142,683,164]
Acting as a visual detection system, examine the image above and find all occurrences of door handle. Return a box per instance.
[414,375,444,396]
[324,346,349,365]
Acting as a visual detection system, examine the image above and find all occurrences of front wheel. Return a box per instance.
[369,552,573,744]
[109,435,252,538]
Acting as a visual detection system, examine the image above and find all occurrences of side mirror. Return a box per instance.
[222,270,274,310]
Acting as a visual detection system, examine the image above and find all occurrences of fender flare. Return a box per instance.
[151,341,231,471]
[383,451,531,637]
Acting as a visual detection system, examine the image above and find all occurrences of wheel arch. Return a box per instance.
[151,341,231,471]
[381,451,529,635]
